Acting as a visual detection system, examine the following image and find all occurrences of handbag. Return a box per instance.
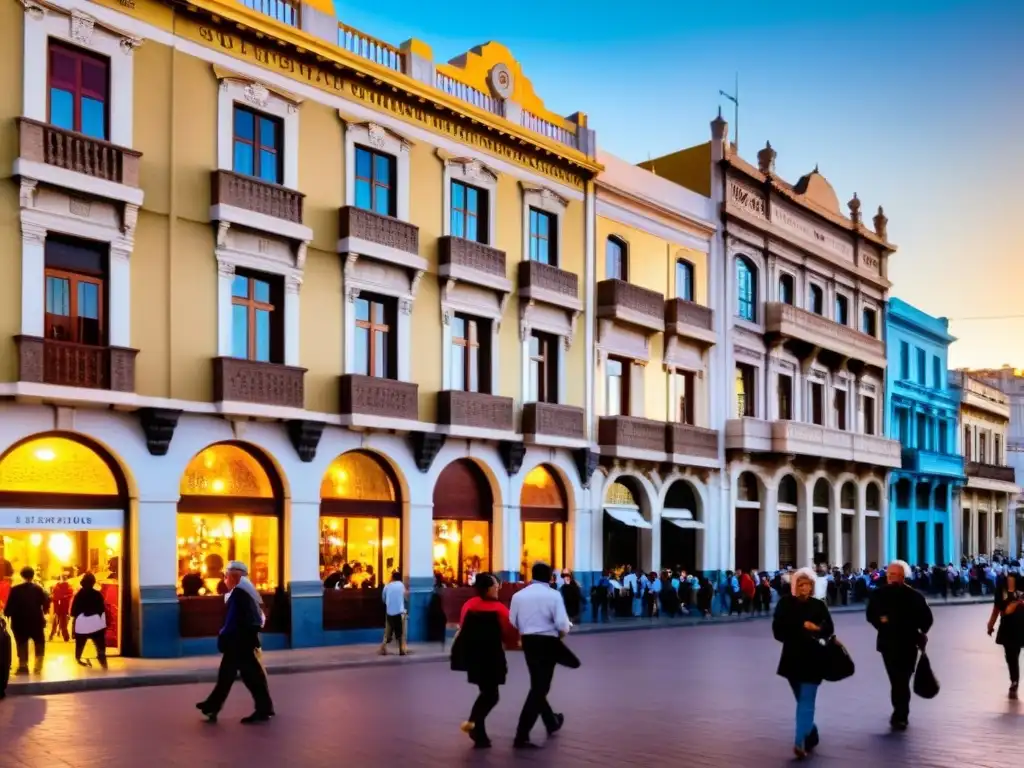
[913,652,940,699]
[555,639,581,669]
[448,628,467,672]
[75,613,106,636]
[821,636,855,682]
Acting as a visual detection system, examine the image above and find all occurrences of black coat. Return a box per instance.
[217,588,262,653]
[772,595,834,684]
[866,583,933,653]
[453,610,508,687]
[560,582,583,618]
[3,582,49,635]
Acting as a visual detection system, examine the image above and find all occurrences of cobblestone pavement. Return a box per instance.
[1,603,1017,767]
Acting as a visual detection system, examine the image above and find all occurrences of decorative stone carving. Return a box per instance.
[243,82,270,108]
[67,197,91,218]
[399,299,413,316]
[211,170,304,224]
[122,203,139,236]
[339,374,418,420]
[296,241,308,269]
[409,432,446,473]
[20,0,44,21]
[572,447,599,488]
[498,441,527,476]
[19,179,38,210]
[70,11,95,45]
[120,37,144,54]
[217,260,236,278]
[521,403,586,440]
[213,357,306,408]
[367,123,387,149]
[138,408,182,456]
[287,420,325,463]
[488,63,513,100]
[21,221,46,245]
[437,391,514,431]
[338,206,419,255]
[848,193,861,224]
[873,206,888,240]
[285,275,302,294]
[598,416,668,454]
[757,141,777,175]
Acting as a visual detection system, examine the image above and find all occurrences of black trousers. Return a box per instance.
[591,598,608,623]
[881,646,919,722]
[203,646,274,715]
[75,630,106,663]
[13,628,44,669]
[469,685,500,737]
[515,636,560,741]
[1005,645,1021,685]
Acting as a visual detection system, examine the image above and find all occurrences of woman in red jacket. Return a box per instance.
[740,570,757,614]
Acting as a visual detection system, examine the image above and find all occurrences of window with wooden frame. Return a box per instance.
[606,237,628,281]
[736,363,756,418]
[354,294,397,378]
[44,236,107,346]
[676,259,694,301]
[529,208,557,265]
[355,146,396,217]
[48,41,109,140]
[451,181,488,244]
[233,105,283,185]
[606,356,630,416]
[736,256,757,321]
[528,330,559,404]
[231,271,283,363]
[451,313,491,393]
[673,369,695,425]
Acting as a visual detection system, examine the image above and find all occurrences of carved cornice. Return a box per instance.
[287,419,324,463]
[138,408,181,457]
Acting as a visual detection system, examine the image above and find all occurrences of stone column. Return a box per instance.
[797,479,814,567]
[971,490,979,556]
[20,220,46,337]
[288,499,323,648]
[760,482,779,571]
[854,482,867,568]
[135,498,181,658]
[284,276,301,367]
[828,483,843,567]
[108,245,132,348]
[406,501,435,642]
[907,477,918,562]
[945,483,955,564]
[879,488,891,565]
[988,491,998,555]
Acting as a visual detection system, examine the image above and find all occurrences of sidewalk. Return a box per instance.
[3,594,989,697]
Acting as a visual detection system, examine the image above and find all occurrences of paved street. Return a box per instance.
[0,603,1017,767]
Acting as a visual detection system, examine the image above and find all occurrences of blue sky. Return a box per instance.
[335,1,1024,367]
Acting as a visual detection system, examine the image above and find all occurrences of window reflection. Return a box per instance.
[432,519,490,586]
[320,516,400,589]
[176,514,279,595]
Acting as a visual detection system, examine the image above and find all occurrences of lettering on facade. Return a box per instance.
[728,180,766,219]
[772,204,854,262]
[192,24,584,189]
[14,515,94,526]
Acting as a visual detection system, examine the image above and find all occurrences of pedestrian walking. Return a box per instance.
[0,615,9,699]
[71,573,108,668]
[509,562,574,750]
[3,567,49,675]
[49,575,73,643]
[987,572,1024,698]
[866,560,933,730]
[379,570,408,656]
[451,573,519,748]
[559,570,583,624]
[772,567,834,759]
[196,561,275,724]
[426,573,448,649]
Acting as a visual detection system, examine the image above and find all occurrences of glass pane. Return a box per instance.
[258,150,278,184]
[49,51,76,86]
[355,298,370,322]
[451,182,464,209]
[374,154,391,185]
[255,309,270,362]
[465,212,477,242]
[345,517,380,588]
[381,518,400,579]
[373,186,390,216]
[258,117,276,149]
[529,335,540,357]
[607,376,621,416]
[462,521,490,584]
[372,301,385,325]
[46,276,70,315]
[554,523,564,571]
[451,345,465,390]
[451,316,465,339]
[355,148,371,179]
[231,275,249,299]
[607,358,622,376]
[246,516,279,592]
[529,235,538,262]
[354,327,369,375]
[233,141,254,176]
[522,522,553,579]
[432,520,460,585]
[234,107,254,141]
[529,209,537,236]
[253,279,271,304]
[49,88,74,131]
[78,282,99,319]
[539,213,549,236]
[231,304,249,358]
[176,513,232,596]
[81,60,108,98]
[466,187,478,213]
[528,360,539,402]
[373,330,386,376]
[81,98,105,139]
[319,516,346,582]
[451,209,465,239]
[355,179,371,210]
[469,346,478,392]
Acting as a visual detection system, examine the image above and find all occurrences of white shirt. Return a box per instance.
[813,577,828,600]
[509,582,571,637]
[382,581,406,616]
[622,573,638,593]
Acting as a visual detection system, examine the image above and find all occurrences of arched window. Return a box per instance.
[520,465,568,577]
[866,483,881,511]
[778,475,798,506]
[779,273,795,305]
[809,284,824,315]
[841,482,856,510]
[737,472,759,502]
[736,256,757,322]
[675,259,694,301]
[813,478,830,508]
[606,237,628,281]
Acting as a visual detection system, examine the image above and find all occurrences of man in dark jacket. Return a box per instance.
[866,560,933,730]
[3,567,49,675]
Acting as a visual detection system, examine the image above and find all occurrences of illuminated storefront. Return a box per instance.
[0,435,128,660]
[520,466,567,578]
[176,443,285,641]
[432,459,492,587]
[320,451,402,631]
[603,479,651,575]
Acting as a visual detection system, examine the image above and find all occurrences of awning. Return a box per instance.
[665,518,697,530]
[662,507,694,521]
[604,506,652,529]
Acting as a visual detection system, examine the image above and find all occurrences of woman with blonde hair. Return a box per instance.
[772,566,835,759]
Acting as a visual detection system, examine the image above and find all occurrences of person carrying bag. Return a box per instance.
[71,573,107,669]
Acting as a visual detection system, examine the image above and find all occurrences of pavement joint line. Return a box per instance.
[3,596,990,698]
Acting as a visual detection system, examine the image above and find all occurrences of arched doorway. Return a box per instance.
[320,451,402,632]
[812,478,831,565]
[734,472,760,571]
[520,465,567,580]
[840,481,856,565]
[661,480,701,574]
[432,460,492,586]
[866,482,882,566]
[603,477,650,575]
[0,434,130,663]
[175,443,285,644]
[777,475,799,569]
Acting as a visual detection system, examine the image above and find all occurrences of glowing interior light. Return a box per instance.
[34,448,57,461]
[48,533,73,561]
[234,516,251,534]
[211,478,226,493]
[433,543,447,560]
[105,532,121,550]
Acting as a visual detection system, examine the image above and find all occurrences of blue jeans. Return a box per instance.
[632,597,642,617]
[789,681,819,748]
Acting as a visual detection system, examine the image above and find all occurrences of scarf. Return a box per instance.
[225,576,266,628]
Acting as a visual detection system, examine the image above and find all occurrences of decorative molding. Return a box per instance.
[138,408,181,456]
[399,298,413,316]
[21,220,47,244]
[409,431,446,473]
[19,178,38,210]
[216,221,231,249]
[70,11,95,45]
[21,0,44,21]
[243,81,270,108]
[287,419,325,463]
[520,181,570,209]
[217,260,235,278]
[498,441,528,476]
[285,275,302,295]
[119,36,143,54]
[367,122,387,149]
[122,203,139,236]
[572,448,599,488]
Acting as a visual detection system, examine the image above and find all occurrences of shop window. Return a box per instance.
[606,356,630,416]
[778,273,794,305]
[44,236,107,346]
[320,517,400,587]
[676,259,694,301]
[176,513,279,594]
[354,294,397,378]
[606,237,628,281]
[355,146,396,217]
[233,105,283,184]
[451,180,488,243]
[521,521,564,577]
[520,465,567,579]
[736,256,756,321]
[231,270,283,363]
[529,208,557,265]
[452,313,491,393]
[432,519,490,585]
[0,436,118,495]
[48,40,109,140]
[528,330,558,404]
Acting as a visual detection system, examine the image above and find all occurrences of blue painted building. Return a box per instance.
[885,299,965,565]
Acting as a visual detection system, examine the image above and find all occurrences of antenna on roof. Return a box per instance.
[720,72,739,152]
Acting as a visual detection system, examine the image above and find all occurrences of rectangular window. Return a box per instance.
[736,363,756,418]
[354,294,397,378]
[529,208,556,265]
[451,181,488,244]
[900,341,909,379]
[964,426,972,461]
[521,521,565,578]
[939,420,949,454]
[233,105,283,184]
[44,236,107,346]
[231,271,282,363]
[980,433,987,464]
[809,382,824,426]
[451,313,491,394]
[676,260,694,301]
[606,356,630,416]
[834,389,847,431]
[777,373,793,420]
[996,435,1002,464]
[835,294,849,326]
[779,274,794,305]
[916,413,928,450]
[863,396,876,436]
[674,369,695,425]
[809,285,824,315]
[48,41,109,140]
[932,355,941,388]
[916,347,926,384]
[319,516,401,586]
[355,146,396,217]
[528,331,558,404]
[177,513,279,594]
[862,307,877,337]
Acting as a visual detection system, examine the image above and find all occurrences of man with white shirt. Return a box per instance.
[509,562,572,749]
[622,566,639,616]
[380,570,408,656]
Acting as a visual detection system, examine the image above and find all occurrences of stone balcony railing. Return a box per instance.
[438,236,509,292]
[901,448,965,478]
[17,117,141,188]
[725,417,901,468]
[596,279,665,333]
[211,169,304,224]
[966,461,1017,484]
[598,415,666,453]
[765,302,886,370]
[338,206,419,256]
[521,402,586,441]
[437,391,514,431]
[664,298,716,346]
[517,260,582,313]
[16,336,137,392]
[339,374,418,420]
[666,423,719,460]
[213,357,306,408]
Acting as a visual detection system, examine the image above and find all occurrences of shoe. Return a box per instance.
[399,650,409,656]
[793,746,808,760]
[468,727,491,749]
[460,721,475,735]
[890,719,908,731]
[1010,683,1019,700]
[378,647,388,656]
[240,712,272,724]
[805,726,819,751]
[14,667,28,676]
[76,659,91,668]
[513,739,539,750]
[547,713,565,735]
[196,703,217,723]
